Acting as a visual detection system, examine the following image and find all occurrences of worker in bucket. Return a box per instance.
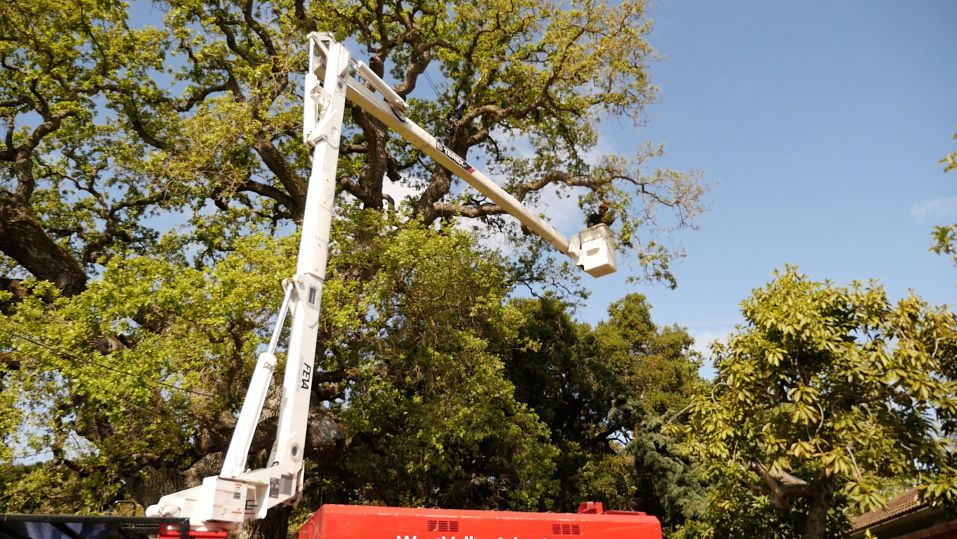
[587,203,615,228]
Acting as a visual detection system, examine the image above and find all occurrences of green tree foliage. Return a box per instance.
[0,232,296,511]
[675,267,957,539]
[0,213,560,513]
[316,213,559,511]
[503,294,707,532]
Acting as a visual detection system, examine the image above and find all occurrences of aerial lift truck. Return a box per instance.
[138,32,654,539]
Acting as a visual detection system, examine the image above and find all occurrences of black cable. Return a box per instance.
[423,70,440,98]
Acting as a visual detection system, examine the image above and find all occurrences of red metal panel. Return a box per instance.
[298,505,661,539]
[299,507,325,539]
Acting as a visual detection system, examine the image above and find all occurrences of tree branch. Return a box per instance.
[251,135,305,218]
[749,461,816,511]
[0,191,87,296]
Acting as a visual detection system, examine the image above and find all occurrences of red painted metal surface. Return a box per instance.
[298,504,662,539]
[159,523,228,539]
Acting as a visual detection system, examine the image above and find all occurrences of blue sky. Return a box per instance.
[562,1,957,366]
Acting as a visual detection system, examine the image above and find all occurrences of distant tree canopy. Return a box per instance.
[0,0,711,532]
[502,293,706,526]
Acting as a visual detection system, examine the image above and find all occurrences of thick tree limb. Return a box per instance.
[803,474,836,539]
[121,99,169,151]
[224,178,299,213]
[350,104,389,209]
[251,135,306,217]
[241,0,277,58]
[0,191,87,296]
[11,109,75,201]
[432,201,503,220]
[749,461,816,511]
[392,42,431,98]
[415,166,453,222]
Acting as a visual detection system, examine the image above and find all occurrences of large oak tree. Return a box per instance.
[0,0,708,534]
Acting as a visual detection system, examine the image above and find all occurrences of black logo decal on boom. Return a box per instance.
[435,141,475,173]
[301,361,312,389]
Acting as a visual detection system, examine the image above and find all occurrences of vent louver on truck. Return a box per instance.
[551,524,581,535]
[427,521,459,532]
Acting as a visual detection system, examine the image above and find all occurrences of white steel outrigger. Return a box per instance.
[146,32,615,533]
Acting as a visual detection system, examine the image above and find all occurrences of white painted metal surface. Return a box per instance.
[146,34,350,529]
[575,224,617,277]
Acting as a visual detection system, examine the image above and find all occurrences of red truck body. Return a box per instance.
[297,503,662,539]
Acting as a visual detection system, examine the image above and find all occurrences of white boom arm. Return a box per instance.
[323,34,617,277]
[145,35,350,530]
[146,32,615,533]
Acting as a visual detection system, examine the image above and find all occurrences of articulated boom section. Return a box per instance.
[146,32,618,534]
[309,33,617,278]
[144,35,350,531]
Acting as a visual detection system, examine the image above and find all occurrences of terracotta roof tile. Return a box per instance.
[851,488,924,532]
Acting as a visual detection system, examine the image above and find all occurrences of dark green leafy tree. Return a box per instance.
[503,294,707,532]
[314,214,559,511]
[675,267,957,539]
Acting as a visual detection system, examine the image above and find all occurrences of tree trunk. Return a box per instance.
[0,191,87,296]
[125,466,189,508]
[802,475,836,539]
[234,502,293,539]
